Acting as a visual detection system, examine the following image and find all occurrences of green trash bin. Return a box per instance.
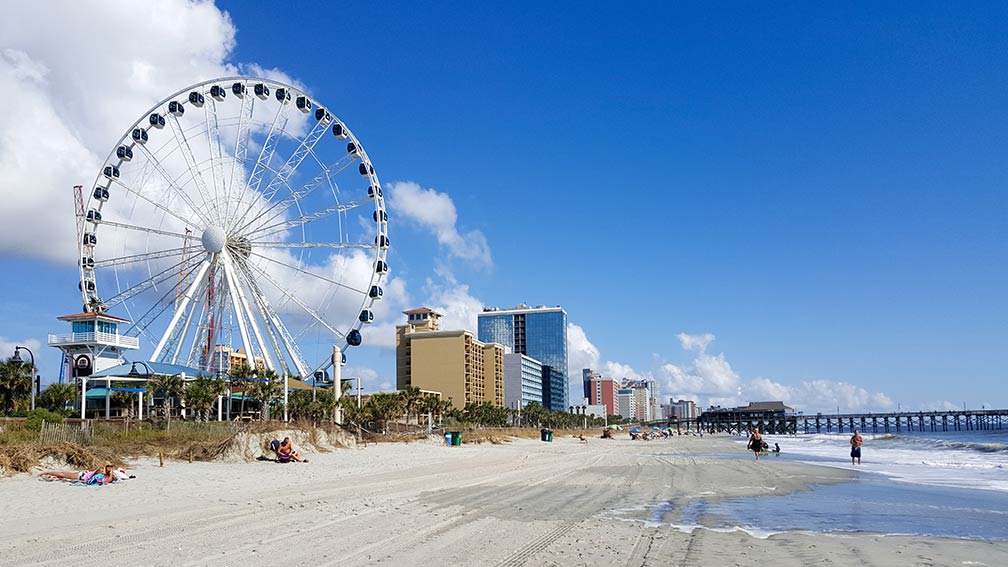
[450,431,462,446]
[546,430,554,442]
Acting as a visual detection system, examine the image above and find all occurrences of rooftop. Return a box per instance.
[479,304,566,315]
[57,311,130,323]
[403,307,443,316]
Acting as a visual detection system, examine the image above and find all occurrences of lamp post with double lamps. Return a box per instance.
[12,346,38,411]
[127,361,153,419]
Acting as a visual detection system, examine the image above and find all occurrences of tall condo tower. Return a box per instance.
[478,304,568,411]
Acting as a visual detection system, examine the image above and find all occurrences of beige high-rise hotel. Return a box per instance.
[396,307,505,410]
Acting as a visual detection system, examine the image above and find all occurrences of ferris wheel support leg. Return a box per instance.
[223,255,275,373]
[151,258,213,362]
[333,346,342,425]
[220,254,256,373]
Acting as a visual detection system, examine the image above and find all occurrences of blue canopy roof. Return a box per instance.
[85,387,146,399]
[90,361,213,378]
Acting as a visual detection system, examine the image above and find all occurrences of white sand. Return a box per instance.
[0,434,1005,566]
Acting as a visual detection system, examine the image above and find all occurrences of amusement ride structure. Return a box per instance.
[63,77,388,390]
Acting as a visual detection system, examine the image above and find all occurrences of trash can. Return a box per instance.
[444,432,452,445]
[540,428,549,442]
[450,431,462,446]
[546,430,554,442]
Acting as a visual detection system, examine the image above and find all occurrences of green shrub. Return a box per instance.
[23,408,65,431]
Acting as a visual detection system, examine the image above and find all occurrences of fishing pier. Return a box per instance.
[666,408,1008,436]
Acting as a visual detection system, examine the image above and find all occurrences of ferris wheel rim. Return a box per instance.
[78,76,389,375]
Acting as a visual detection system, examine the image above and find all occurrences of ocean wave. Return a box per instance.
[938,441,1008,453]
[920,460,1005,470]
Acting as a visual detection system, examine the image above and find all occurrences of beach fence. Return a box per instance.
[37,419,238,445]
[38,420,95,445]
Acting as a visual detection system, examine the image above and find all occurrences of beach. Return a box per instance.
[1,434,1005,566]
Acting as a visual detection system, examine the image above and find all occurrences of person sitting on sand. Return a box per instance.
[747,429,764,460]
[579,434,588,444]
[850,430,863,465]
[772,443,781,455]
[40,463,114,484]
[273,437,305,463]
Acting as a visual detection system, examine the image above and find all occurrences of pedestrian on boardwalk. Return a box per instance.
[850,430,863,465]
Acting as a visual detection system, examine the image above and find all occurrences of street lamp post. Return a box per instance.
[12,346,37,411]
[127,361,153,420]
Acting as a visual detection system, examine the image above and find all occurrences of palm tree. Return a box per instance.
[337,393,363,429]
[185,377,228,421]
[248,369,281,421]
[399,386,422,424]
[38,383,77,414]
[0,357,32,414]
[365,392,404,434]
[229,363,256,419]
[147,373,185,427]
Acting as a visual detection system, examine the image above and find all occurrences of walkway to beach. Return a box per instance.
[0,435,1004,566]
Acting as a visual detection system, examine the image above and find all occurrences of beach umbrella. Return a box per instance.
[630,428,641,433]
[652,426,660,430]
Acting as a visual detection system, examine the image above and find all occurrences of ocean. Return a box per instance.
[677,430,1008,541]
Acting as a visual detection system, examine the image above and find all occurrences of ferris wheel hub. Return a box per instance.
[201,225,226,253]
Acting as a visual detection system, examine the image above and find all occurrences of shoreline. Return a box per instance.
[0,434,1005,566]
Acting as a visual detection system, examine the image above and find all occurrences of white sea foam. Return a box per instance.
[754,431,1008,493]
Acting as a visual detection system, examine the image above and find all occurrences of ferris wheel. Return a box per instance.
[78,77,389,379]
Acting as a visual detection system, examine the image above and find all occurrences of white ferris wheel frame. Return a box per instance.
[78,76,389,382]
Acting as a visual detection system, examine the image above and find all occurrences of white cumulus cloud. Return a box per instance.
[675,332,716,353]
[386,181,492,267]
[0,1,241,264]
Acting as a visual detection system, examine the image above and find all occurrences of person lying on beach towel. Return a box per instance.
[39,463,115,485]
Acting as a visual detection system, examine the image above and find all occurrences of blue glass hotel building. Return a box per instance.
[478,304,568,411]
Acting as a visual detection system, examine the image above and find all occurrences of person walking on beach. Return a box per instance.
[747,428,764,460]
[850,430,863,465]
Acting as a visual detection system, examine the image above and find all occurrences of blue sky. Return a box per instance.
[0,2,1005,412]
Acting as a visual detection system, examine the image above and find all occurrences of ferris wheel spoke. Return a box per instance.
[109,177,203,228]
[93,246,188,269]
[258,118,331,203]
[125,254,210,354]
[224,89,256,235]
[204,96,229,227]
[233,154,356,238]
[246,250,367,296]
[167,114,223,227]
[99,220,195,241]
[150,256,213,361]
[103,253,195,307]
[233,260,310,377]
[182,288,209,369]
[242,202,365,241]
[168,283,204,365]
[250,241,374,251]
[227,100,291,233]
[128,128,214,227]
[160,268,209,364]
[240,258,347,340]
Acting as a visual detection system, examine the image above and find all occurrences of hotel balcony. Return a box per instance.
[48,331,140,349]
